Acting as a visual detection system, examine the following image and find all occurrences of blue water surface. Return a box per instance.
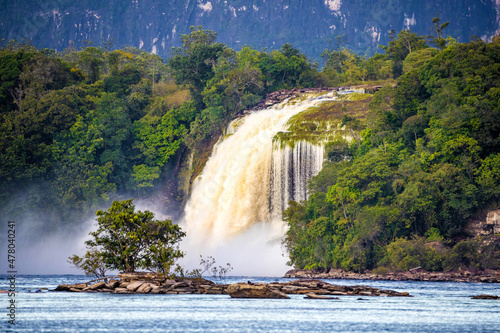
[0,275,499,332]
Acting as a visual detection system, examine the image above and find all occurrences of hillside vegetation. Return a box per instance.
[284,38,500,273]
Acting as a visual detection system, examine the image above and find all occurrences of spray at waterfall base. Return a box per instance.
[179,92,362,276]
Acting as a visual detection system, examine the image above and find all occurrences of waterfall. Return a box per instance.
[270,140,325,220]
[181,93,334,275]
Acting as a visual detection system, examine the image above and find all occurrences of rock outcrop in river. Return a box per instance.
[54,273,411,298]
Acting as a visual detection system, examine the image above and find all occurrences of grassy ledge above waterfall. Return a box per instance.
[273,93,372,148]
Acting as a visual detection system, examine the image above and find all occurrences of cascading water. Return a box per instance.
[181,93,336,275]
[270,140,325,220]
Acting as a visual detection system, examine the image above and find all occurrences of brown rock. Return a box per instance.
[171,281,189,289]
[172,288,194,294]
[68,283,87,290]
[227,283,290,299]
[98,288,114,293]
[150,286,166,294]
[54,284,73,291]
[84,281,106,291]
[136,283,153,293]
[69,288,83,292]
[114,288,132,294]
[304,293,338,300]
[106,279,120,289]
[164,279,177,286]
[281,286,309,293]
[126,281,145,292]
[296,281,320,288]
[472,294,500,300]
[119,281,130,288]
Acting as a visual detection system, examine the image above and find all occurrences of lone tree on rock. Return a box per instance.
[75,199,185,274]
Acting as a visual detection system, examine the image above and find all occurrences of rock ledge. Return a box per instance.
[54,274,411,298]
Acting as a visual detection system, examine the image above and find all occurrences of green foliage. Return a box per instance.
[443,238,500,271]
[133,102,194,168]
[85,199,185,273]
[382,236,443,272]
[77,47,104,83]
[68,247,107,278]
[168,26,227,108]
[132,164,160,189]
[381,29,428,77]
[0,43,194,220]
[321,48,393,85]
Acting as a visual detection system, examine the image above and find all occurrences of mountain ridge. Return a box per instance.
[1,0,499,60]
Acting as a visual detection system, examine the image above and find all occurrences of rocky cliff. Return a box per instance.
[1,0,499,60]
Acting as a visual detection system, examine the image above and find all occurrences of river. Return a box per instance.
[1,275,499,332]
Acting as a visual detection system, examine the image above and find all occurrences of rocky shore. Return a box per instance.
[284,268,500,283]
[54,272,411,298]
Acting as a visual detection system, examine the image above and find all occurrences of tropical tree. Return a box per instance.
[84,199,185,273]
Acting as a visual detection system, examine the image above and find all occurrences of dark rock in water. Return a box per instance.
[69,288,83,293]
[54,284,73,292]
[304,293,338,300]
[472,294,500,299]
[227,283,290,299]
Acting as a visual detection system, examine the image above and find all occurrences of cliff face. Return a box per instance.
[1,0,499,59]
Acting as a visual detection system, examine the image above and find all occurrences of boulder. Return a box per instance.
[227,283,289,299]
[136,283,153,293]
[106,279,120,289]
[54,284,74,291]
[74,283,87,289]
[114,288,132,294]
[164,279,177,287]
[472,294,500,300]
[126,281,145,292]
[171,281,189,289]
[172,287,195,294]
[150,286,166,294]
[84,281,106,291]
[98,288,114,293]
[296,281,320,289]
[304,293,338,300]
[281,285,309,293]
[119,281,130,288]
